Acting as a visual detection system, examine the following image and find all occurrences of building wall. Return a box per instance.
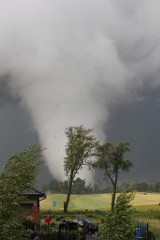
[21,197,40,221]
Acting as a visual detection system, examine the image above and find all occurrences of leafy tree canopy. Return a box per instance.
[95,189,135,240]
[64,125,97,212]
[64,125,97,178]
[93,141,133,210]
[0,145,43,240]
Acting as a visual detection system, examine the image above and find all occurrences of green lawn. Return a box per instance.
[41,193,111,210]
[40,192,160,211]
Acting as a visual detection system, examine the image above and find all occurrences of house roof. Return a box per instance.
[22,188,46,198]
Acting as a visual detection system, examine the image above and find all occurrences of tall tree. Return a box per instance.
[0,145,43,240]
[64,125,96,212]
[93,141,133,210]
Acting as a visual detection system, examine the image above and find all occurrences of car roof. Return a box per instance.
[72,218,92,223]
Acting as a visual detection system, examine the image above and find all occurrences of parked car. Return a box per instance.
[72,218,98,234]
[59,219,78,231]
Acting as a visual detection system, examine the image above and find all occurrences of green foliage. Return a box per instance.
[93,141,133,210]
[95,189,135,240]
[64,125,96,177]
[0,145,43,240]
[43,178,69,193]
[72,178,86,194]
[132,181,150,192]
[64,125,97,212]
[130,180,160,193]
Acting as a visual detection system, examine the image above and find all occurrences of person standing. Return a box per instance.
[45,214,52,225]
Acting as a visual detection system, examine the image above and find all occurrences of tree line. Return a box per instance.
[43,178,160,194]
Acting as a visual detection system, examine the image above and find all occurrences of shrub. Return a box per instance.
[95,189,135,240]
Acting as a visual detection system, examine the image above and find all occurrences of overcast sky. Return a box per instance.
[0,0,160,185]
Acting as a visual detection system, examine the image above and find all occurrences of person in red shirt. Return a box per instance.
[45,214,52,224]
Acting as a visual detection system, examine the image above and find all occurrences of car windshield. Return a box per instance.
[72,218,92,224]
[84,219,92,223]
[72,218,79,223]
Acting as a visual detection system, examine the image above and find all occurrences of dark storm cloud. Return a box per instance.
[0,76,19,105]
[0,82,52,185]
[107,86,160,182]
[0,83,37,162]
[0,0,160,183]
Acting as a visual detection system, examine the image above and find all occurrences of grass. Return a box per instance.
[132,192,160,207]
[41,192,160,211]
[41,193,112,211]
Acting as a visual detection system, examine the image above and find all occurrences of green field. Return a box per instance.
[40,192,160,211]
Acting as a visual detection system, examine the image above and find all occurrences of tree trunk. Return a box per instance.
[111,189,116,211]
[64,192,71,213]
[111,172,118,211]
[64,172,73,213]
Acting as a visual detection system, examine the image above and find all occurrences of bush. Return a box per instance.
[95,190,135,240]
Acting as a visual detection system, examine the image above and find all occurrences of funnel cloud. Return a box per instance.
[0,0,160,182]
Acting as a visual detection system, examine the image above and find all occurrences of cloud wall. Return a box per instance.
[0,0,160,180]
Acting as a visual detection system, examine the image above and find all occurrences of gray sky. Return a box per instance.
[0,0,160,184]
[107,86,160,183]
